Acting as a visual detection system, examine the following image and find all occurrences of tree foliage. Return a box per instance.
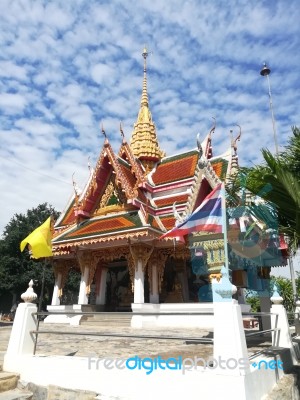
[228,126,300,252]
[0,203,59,309]
[246,275,299,314]
[271,276,295,314]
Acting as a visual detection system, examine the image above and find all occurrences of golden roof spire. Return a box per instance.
[130,47,165,172]
[141,47,149,107]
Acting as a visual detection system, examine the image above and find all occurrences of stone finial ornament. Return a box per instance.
[21,279,38,303]
[214,265,237,300]
[270,283,283,305]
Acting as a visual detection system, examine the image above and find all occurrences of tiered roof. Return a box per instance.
[52,52,239,255]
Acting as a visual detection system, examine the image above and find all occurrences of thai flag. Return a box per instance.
[160,183,223,242]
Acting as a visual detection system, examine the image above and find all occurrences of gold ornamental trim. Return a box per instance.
[52,229,153,253]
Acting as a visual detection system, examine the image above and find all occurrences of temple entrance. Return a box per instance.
[187,258,212,302]
[60,267,81,305]
[105,264,130,311]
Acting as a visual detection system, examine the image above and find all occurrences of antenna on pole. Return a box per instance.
[260,63,279,154]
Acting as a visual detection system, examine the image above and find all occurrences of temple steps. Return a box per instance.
[0,355,33,399]
[0,372,19,393]
[81,313,132,327]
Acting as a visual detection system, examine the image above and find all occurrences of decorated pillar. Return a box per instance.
[205,238,225,282]
[129,244,153,304]
[77,252,99,305]
[189,233,225,283]
[78,266,89,304]
[51,261,71,305]
[148,249,169,304]
[51,271,62,306]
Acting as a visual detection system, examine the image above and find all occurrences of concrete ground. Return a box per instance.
[0,320,270,360]
[2,320,297,400]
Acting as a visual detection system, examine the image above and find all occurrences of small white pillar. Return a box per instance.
[271,288,297,363]
[212,266,250,375]
[4,280,38,371]
[96,268,108,305]
[295,300,300,336]
[51,271,62,305]
[5,303,37,357]
[149,264,159,304]
[78,266,89,305]
[134,259,144,303]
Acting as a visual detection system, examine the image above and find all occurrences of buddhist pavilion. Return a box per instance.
[47,49,288,326]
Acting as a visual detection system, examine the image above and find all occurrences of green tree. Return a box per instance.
[271,276,295,314]
[246,275,300,314]
[0,203,59,311]
[245,292,260,312]
[228,126,300,252]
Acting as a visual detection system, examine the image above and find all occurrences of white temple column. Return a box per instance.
[149,264,159,304]
[51,271,62,305]
[96,267,108,305]
[78,266,89,305]
[129,244,153,305]
[134,259,144,303]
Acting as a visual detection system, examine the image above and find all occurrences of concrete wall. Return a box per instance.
[4,354,283,400]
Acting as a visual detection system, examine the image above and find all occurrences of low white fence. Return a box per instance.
[3,276,296,400]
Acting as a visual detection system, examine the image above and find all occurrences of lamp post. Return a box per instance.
[260,64,298,309]
[260,63,279,154]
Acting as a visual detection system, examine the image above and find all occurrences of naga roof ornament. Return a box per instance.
[231,124,242,156]
[228,124,242,177]
[130,47,165,172]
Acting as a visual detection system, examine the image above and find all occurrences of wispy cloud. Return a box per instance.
[0,0,299,234]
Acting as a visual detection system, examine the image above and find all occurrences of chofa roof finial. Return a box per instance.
[72,172,82,197]
[101,122,107,139]
[232,124,242,154]
[120,121,125,141]
[209,116,216,137]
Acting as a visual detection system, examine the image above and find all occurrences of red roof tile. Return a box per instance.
[59,200,76,226]
[55,213,143,241]
[152,151,198,185]
[159,215,176,230]
[154,193,189,208]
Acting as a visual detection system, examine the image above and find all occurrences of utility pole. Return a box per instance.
[260,63,298,304]
[260,63,279,154]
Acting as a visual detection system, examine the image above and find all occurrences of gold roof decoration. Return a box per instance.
[130,47,165,172]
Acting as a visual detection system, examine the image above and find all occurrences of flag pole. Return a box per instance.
[34,258,46,355]
[221,182,229,271]
[38,258,46,313]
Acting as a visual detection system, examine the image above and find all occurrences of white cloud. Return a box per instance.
[0,93,27,114]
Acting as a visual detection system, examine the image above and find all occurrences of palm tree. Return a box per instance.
[237,127,300,253]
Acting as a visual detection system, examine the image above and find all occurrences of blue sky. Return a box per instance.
[0,0,299,238]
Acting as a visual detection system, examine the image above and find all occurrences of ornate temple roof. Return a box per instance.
[52,52,242,255]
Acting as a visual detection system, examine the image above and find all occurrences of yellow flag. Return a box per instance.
[20,217,53,258]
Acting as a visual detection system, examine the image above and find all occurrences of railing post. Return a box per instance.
[294,300,300,336]
[270,288,297,364]
[4,280,37,371]
[212,266,250,375]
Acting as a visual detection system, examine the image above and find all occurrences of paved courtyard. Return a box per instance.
[0,320,271,361]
